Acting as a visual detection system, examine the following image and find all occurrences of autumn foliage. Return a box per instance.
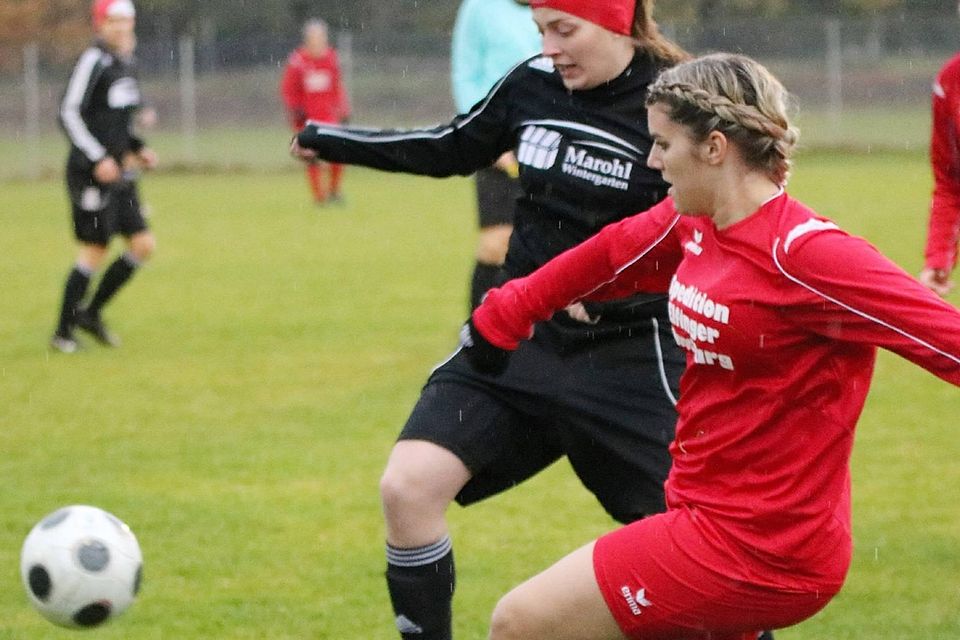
[0,0,90,71]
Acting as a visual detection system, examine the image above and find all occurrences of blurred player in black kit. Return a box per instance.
[450,0,540,309]
[292,3,775,640]
[51,0,157,353]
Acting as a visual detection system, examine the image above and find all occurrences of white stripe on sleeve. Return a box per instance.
[772,237,960,366]
[61,48,108,162]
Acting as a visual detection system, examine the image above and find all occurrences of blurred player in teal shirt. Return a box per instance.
[451,0,541,309]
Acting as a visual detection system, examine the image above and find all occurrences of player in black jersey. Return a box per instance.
[292,2,689,639]
[50,0,157,353]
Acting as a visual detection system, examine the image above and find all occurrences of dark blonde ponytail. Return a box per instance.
[633,0,691,67]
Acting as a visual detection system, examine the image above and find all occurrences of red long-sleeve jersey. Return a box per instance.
[928,53,960,272]
[474,193,960,590]
[280,47,349,128]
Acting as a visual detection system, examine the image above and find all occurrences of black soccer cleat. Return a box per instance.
[75,309,121,347]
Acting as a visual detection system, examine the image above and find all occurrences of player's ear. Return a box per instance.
[700,130,727,166]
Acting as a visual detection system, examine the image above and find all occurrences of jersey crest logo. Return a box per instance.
[684,228,704,255]
[305,70,332,92]
[107,77,141,109]
[516,119,644,191]
[517,125,562,170]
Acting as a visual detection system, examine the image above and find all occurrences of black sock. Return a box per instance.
[385,536,455,640]
[87,253,138,315]
[470,261,502,311]
[56,265,92,336]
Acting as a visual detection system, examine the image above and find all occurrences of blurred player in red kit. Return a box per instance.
[280,19,350,205]
[922,39,960,297]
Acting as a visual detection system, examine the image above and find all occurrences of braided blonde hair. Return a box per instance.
[645,53,799,185]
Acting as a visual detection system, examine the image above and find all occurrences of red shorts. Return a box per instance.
[593,507,840,639]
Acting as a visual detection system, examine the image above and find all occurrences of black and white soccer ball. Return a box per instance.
[20,505,143,629]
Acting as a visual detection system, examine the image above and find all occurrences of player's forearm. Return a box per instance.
[472,226,627,349]
[296,121,493,177]
[927,190,960,271]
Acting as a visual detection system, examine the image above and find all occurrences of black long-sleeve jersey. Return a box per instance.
[298,52,673,344]
[60,40,144,172]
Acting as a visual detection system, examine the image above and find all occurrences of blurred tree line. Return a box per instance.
[0,0,955,71]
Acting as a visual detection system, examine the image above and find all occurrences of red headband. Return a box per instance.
[529,0,635,36]
[92,0,135,28]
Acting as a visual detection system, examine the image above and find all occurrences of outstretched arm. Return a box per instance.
[472,200,682,350]
[775,225,960,385]
[924,67,960,296]
[292,71,516,177]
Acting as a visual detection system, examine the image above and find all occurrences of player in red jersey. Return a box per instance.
[462,53,960,640]
[280,19,350,205]
[922,46,960,296]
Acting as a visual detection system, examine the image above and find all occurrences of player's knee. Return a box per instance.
[78,244,109,270]
[128,232,156,262]
[379,462,435,516]
[489,592,539,640]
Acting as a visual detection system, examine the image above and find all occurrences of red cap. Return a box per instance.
[529,0,635,36]
[92,0,136,29]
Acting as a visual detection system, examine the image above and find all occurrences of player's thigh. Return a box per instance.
[115,183,149,240]
[594,510,834,639]
[559,332,679,522]
[490,541,626,640]
[398,369,562,507]
[67,170,115,246]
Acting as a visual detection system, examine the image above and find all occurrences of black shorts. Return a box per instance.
[474,166,521,229]
[400,318,684,523]
[66,167,147,246]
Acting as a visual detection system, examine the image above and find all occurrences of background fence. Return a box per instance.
[1,14,956,181]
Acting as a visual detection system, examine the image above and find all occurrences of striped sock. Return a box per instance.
[385,535,455,640]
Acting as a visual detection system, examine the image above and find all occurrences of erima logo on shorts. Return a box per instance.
[620,585,652,616]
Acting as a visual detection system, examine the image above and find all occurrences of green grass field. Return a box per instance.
[0,150,958,639]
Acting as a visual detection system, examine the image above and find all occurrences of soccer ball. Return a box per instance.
[20,505,143,628]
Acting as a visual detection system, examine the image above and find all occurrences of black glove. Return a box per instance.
[459,317,511,376]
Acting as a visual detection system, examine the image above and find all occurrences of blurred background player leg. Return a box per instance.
[75,176,155,347]
[328,162,345,204]
[306,162,326,204]
[470,154,520,309]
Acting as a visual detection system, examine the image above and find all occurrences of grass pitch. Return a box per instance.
[0,151,957,638]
